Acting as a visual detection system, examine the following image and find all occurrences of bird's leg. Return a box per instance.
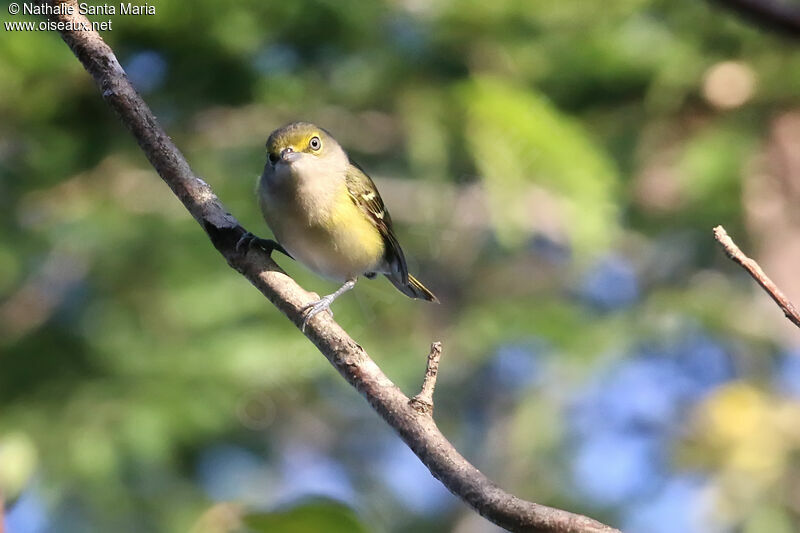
[300,278,357,332]
[236,231,293,259]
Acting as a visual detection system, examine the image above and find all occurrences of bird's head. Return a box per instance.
[265,122,342,170]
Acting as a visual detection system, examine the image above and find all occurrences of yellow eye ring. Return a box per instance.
[309,136,321,151]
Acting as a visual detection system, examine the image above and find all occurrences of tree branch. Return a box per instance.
[706,0,800,37]
[38,2,619,531]
[713,225,800,329]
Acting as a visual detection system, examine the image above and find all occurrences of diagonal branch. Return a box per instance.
[706,0,800,37]
[38,2,619,531]
[713,225,800,329]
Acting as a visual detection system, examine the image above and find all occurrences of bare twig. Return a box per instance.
[37,2,619,531]
[707,0,800,37]
[713,225,800,329]
[410,342,443,415]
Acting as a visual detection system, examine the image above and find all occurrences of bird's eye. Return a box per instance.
[268,152,279,164]
[309,136,321,151]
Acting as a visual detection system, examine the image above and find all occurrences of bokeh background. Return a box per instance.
[3,1,800,532]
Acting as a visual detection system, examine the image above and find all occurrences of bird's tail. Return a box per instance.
[386,273,439,303]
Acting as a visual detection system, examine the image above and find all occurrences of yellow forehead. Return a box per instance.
[267,122,324,153]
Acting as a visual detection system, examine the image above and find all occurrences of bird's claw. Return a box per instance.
[236,231,257,254]
[237,233,293,259]
[300,296,335,332]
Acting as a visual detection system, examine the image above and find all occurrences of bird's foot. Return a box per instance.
[298,279,356,332]
[300,296,335,332]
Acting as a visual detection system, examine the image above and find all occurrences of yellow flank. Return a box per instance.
[328,187,385,268]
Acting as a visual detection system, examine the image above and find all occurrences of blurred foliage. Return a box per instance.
[462,76,620,253]
[2,0,800,532]
[242,499,370,533]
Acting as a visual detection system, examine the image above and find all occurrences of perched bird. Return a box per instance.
[239,122,438,330]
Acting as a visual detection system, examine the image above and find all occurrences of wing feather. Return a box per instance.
[344,161,409,284]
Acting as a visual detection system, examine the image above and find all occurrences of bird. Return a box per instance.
[238,121,438,331]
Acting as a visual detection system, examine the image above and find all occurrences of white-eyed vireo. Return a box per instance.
[239,122,438,330]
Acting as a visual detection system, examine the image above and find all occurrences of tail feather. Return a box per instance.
[386,273,439,303]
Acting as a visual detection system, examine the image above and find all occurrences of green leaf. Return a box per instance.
[676,123,755,227]
[243,499,370,533]
[461,77,620,255]
[0,432,38,501]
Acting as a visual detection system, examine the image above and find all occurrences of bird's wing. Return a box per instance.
[344,160,408,283]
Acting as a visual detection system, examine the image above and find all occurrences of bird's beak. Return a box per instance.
[280,147,300,163]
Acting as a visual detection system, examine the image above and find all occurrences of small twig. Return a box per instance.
[411,342,443,415]
[713,225,800,329]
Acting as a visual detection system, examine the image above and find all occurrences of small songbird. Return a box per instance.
[239,122,438,330]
